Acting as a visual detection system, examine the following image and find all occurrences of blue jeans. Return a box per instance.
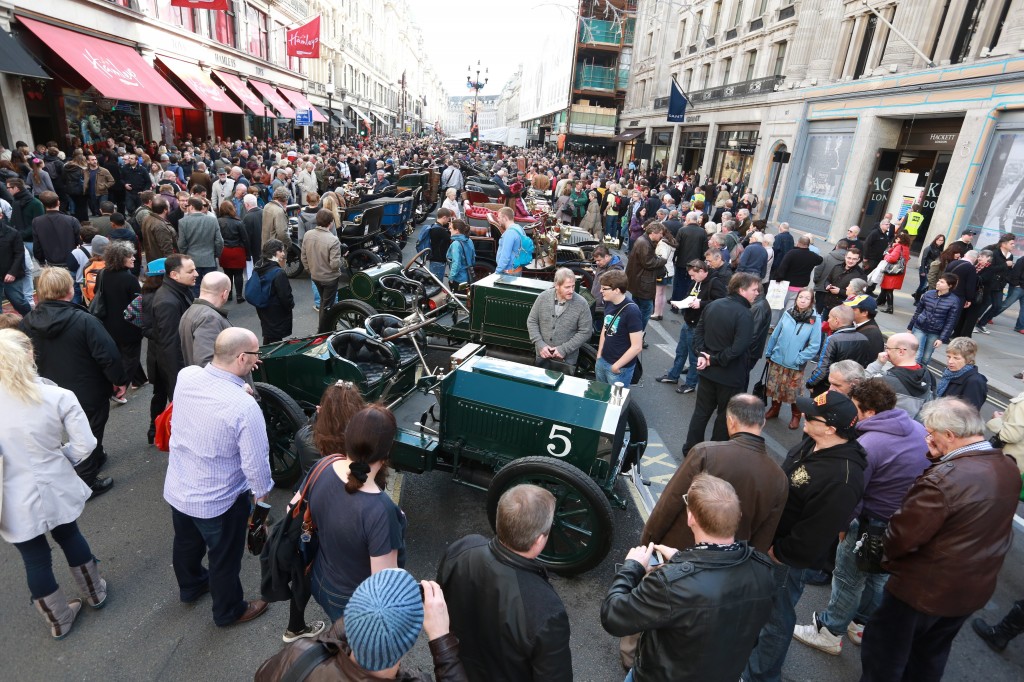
[818,520,888,634]
[994,285,1024,331]
[744,565,809,682]
[605,215,619,240]
[911,328,940,365]
[170,492,249,626]
[429,261,447,281]
[671,272,692,305]
[596,356,635,386]
[634,297,654,330]
[311,568,350,623]
[13,521,93,599]
[667,321,698,387]
[624,669,634,682]
[1,278,31,314]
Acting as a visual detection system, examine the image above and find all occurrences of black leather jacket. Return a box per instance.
[601,544,780,682]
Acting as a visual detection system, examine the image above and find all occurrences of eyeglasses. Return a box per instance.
[884,346,905,352]
[682,493,688,506]
[600,286,613,292]
[238,351,260,358]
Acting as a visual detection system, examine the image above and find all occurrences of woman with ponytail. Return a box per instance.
[307,405,407,624]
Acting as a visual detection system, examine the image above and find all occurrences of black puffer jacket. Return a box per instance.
[437,536,572,682]
[693,293,754,388]
[19,300,127,410]
[0,222,25,280]
[150,278,194,383]
[601,544,780,682]
[806,326,873,393]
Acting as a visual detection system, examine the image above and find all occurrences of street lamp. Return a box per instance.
[466,60,488,129]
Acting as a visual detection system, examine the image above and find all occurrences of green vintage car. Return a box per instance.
[252,313,647,575]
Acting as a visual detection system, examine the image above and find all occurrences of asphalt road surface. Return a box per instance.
[2,247,1023,681]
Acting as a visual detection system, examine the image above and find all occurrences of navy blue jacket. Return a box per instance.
[908,290,962,343]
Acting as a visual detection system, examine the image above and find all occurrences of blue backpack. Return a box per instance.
[415,224,434,254]
[509,224,534,268]
[244,267,275,308]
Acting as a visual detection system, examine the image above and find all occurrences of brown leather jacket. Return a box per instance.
[642,432,789,553]
[883,446,1022,617]
[254,621,467,682]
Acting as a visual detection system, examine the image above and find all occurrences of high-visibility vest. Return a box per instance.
[904,211,924,236]
[693,192,706,204]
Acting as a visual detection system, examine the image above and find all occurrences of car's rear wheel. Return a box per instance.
[326,299,377,332]
[254,382,304,486]
[486,456,613,576]
[347,248,382,274]
[284,244,304,278]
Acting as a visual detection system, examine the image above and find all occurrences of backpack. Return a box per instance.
[509,224,534,268]
[63,164,85,194]
[244,267,275,308]
[415,224,433,254]
[81,258,106,304]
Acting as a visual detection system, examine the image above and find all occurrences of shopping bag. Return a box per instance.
[766,280,789,310]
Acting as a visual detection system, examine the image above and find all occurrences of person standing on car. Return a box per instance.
[439,484,572,682]
[526,268,592,374]
[301,209,343,334]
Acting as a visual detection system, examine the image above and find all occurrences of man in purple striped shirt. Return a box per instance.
[163,327,274,627]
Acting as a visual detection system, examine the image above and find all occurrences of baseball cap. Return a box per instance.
[344,569,423,672]
[844,294,877,312]
[146,257,167,277]
[962,228,978,236]
[217,167,227,175]
[796,391,859,437]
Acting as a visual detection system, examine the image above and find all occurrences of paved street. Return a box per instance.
[2,243,1024,681]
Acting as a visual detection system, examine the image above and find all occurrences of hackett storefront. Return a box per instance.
[1,6,311,149]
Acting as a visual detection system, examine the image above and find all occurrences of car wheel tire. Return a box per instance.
[486,456,614,576]
[254,382,304,486]
[347,248,382,274]
[326,299,377,332]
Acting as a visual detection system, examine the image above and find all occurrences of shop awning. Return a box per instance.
[211,70,267,117]
[369,110,389,127]
[0,28,48,78]
[278,88,327,123]
[17,17,190,108]
[155,56,242,115]
[248,79,295,119]
[315,106,354,129]
[609,129,644,142]
[338,115,355,129]
[349,105,371,125]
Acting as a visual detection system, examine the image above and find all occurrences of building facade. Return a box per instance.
[619,0,1024,249]
[0,0,445,149]
[495,66,523,130]
[445,94,498,136]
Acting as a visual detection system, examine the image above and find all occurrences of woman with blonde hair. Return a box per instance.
[0,329,108,639]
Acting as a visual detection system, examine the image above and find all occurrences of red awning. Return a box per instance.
[248,80,295,120]
[155,56,242,115]
[17,17,191,108]
[211,71,267,117]
[278,88,328,123]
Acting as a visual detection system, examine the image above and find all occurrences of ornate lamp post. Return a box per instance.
[466,60,488,129]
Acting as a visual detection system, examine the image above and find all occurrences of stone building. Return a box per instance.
[620,0,1024,248]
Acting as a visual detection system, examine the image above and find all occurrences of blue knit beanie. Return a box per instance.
[344,569,424,672]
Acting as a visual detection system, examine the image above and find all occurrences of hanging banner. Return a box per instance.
[286,17,321,59]
[171,0,231,10]
[667,76,688,123]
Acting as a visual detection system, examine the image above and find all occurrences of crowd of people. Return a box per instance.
[0,130,1022,682]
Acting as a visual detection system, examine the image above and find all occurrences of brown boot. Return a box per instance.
[70,558,107,608]
[789,404,802,430]
[765,400,782,420]
[34,587,82,639]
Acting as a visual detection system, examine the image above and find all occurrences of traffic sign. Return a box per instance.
[295,108,313,126]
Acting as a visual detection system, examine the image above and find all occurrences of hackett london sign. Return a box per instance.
[287,17,320,58]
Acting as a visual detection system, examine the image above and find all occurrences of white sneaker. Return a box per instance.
[847,621,865,646]
[792,612,843,655]
[282,620,326,643]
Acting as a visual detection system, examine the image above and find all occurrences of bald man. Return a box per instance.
[163,326,271,627]
[179,271,233,367]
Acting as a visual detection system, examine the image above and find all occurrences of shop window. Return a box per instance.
[773,40,787,76]
[966,132,1024,240]
[793,133,853,221]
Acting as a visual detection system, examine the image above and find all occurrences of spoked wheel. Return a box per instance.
[326,299,377,331]
[347,248,382,274]
[413,200,431,224]
[379,238,404,263]
[254,382,304,486]
[486,456,613,576]
[284,244,304,278]
[472,259,496,282]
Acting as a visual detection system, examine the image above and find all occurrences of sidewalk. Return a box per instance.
[874,282,1024,407]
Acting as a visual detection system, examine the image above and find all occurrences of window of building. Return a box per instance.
[637,79,647,106]
[721,57,732,84]
[774,40,787,76]
[853,15,877,77]
[950,0,985,64]
[644,30,654,56]
[245,5,267,60]
[210,7,235,47]
[710,1,722,34]
[683,68,693,90]
[676,19,687,47]
[700,63,710,88]
[987,0,1013,49]
[733,0,745,27]
[746,50,757,80]
[758,0,769,14]
[327,61,333,86]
